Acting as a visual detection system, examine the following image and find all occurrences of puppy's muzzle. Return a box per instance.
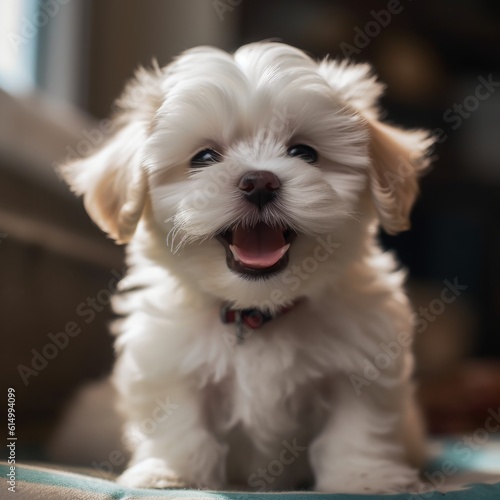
[238,170,281,209]
[216,170,293,279]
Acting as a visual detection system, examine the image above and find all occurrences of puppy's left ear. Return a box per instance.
[59,65,163,243]
[365,118,432,234]
[318,59,433,234]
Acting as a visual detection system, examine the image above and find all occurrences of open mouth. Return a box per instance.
[216,222,297,279]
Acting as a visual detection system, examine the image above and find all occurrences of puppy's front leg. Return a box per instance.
[310,375,422,494]
[117,384,226,489]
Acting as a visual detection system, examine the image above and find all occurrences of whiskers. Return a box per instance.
[165,199,354,255]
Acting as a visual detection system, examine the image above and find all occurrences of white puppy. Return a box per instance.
[61,42,432,493]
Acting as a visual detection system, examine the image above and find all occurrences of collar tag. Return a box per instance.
[221,302,296,344]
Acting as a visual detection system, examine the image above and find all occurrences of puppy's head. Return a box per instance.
[62,43,432,311]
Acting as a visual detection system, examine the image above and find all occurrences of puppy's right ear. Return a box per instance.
[59,64,164,244]
[318,59,433,234]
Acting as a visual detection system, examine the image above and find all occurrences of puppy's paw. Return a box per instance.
[316,466,422,494]
[117,458,187,489]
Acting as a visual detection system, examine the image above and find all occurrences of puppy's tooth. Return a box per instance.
[229,245,240,262]
[280,244,290,256]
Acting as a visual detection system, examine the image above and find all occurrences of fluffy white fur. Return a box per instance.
[61,42,433,493]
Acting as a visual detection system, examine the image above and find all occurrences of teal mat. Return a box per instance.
[1,462,500,500]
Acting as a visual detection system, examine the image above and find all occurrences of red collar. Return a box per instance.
[220,301,296,342]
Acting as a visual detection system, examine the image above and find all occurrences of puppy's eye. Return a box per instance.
[287,144,318,164]
[190,148,222,167]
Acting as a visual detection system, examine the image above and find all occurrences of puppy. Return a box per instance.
[61,42,432,493]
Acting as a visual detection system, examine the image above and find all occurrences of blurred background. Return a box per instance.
[1,0,499,461]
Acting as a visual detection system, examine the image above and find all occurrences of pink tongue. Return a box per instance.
[232,222,287,269]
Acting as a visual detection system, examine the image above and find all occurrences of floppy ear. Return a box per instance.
[366,118,432,234]
[318,59,433,234]
[59,64,164,243]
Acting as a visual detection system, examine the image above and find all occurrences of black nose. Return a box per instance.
[238,170,281,208]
